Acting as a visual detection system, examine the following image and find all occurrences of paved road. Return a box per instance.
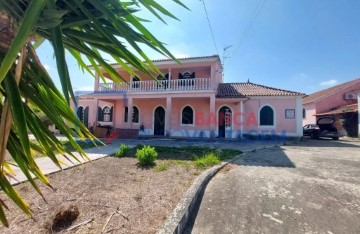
[188,139,360,234]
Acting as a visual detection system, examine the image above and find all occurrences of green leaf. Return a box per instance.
[0,0,47,83]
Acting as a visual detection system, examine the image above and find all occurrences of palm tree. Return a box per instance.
[0,0,187,227]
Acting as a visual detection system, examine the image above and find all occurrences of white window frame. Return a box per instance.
[180,105,195,126]
[258,104,276,128]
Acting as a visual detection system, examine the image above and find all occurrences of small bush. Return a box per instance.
[194,152,220,169]
[155,162,169,172]
[136,145,158,166]
[115,144,129,157]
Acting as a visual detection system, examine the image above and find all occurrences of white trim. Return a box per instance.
[170,130,210,138]
[216,105,233,138]
[180,104,195,127]
[132,105,140,125]
[258,104,276,128]
[152,105,166,136]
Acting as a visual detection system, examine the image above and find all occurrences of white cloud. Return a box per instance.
[43,64,51,71]
[320,79,337,86]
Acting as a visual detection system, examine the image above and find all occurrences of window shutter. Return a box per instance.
[124,106,128,122]
[179,73,183,79]
[110,107,113,122]
[84,107,89,127]
[191,72,195,78]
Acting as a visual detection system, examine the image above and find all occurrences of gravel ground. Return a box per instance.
[0,156,198,234]
[189,139,360,234]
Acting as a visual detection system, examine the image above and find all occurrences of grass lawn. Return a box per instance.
[0,145,241,233]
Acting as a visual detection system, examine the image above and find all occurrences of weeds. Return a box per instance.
[155,162,169,172]
[194,152,221,169]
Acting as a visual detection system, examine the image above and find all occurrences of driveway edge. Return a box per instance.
[157,154,244,234]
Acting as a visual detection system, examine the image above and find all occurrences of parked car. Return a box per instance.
[303,117,340,140]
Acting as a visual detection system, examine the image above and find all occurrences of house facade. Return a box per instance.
[73,55,304,139]
[303,78,360,137]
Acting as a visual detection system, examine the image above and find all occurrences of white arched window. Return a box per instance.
[103,106,111,122]
[181,106,194,125]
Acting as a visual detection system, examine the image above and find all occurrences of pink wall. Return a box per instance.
[303,82,360,125]
[315,85,359,113]
[133,98,166,131]
[303,103,316,125]
[171,98,211,131]
[243,97,298,135]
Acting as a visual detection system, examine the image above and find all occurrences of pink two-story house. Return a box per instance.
[73,55,304,139]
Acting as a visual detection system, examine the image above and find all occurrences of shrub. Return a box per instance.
[115,144,129,157]
[136,145,158,166]
[194,152,220,169]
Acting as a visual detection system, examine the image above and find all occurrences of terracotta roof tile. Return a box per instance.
[303,78,360,104]
[315,103,358,116]
[216,82,304,98]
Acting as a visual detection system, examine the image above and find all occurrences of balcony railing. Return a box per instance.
[98,78,211,92]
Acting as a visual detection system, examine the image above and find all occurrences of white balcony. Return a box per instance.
[98,78,211,93]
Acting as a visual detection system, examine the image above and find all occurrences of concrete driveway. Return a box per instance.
[187,139,360,234]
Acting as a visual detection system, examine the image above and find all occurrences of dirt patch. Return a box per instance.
[45,204,80,232]
[0,156,200,233]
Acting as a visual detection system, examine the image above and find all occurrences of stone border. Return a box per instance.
[157,154,244,234]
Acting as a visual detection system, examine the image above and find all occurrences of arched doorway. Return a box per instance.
[218,106,232,138]
[154,106,165,136]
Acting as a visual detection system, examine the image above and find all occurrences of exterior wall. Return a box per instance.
[74,95,302,138]
[133,98,166,135]
[215,101,242,138]
[243,97,301,137]
[303,103,316,125]
[303,82,360,126]
[97,59,220,91]
[315,84,360,114]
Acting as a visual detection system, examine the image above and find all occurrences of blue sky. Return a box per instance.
[36,0,360,94]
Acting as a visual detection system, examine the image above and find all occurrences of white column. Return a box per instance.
[296,96,303,137]
[210,65,215,90]
[94,98,99,127]
[127,97,133,129]
[94,73,99,91]
[240,100,244,139]
[168,68,172,89]
[166,96,172,137]
[358,92,360,138]
[210,95,216,138]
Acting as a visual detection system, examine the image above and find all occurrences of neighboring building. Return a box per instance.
[72,55,304,139]
[303,78,360,137]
